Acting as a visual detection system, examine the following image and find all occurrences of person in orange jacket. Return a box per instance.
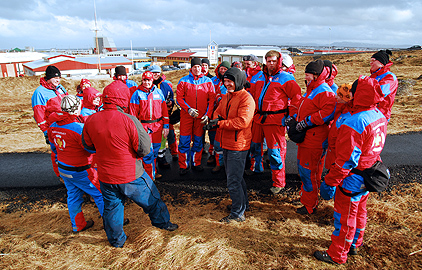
[205,67,255,223]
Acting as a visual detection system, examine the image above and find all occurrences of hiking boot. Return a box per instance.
[296,206,316,215]
[192,165,204,171]
[123,218,130,226]
[164,222,179,231]
[207,155,216,165]
[270,186,284,195]
[348,246,358,256]
[157,156,170,169]
[172,155,178,161]
[211,165,221,174]
[75,220,94,233]
[314,250,339,265]
[155,173,162,180]
[179,168,189,175]
[220,214,246,223]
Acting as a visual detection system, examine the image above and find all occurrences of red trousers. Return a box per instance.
[178,114,205,169]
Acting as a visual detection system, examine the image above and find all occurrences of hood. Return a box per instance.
[224,67,247,92]
[40,77,55,90]
[371,61,393,76]
[83,87,102,110]
[102,80,130,110]
[323,61,338,87]
[352,75,384,109]
[245,65,261,78]
[285,64,296,74]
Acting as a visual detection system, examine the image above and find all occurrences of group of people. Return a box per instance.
[31,49,398,264]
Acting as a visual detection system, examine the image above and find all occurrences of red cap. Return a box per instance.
[142,71,153,81]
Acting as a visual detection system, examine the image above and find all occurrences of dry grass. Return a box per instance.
[1,50,422,269]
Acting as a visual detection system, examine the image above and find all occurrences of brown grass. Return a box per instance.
[1,50,422,269]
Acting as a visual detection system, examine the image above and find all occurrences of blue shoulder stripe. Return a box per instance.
[307,83,334,100]
[342,109,385,134]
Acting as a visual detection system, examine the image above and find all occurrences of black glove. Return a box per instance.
[296,120,308,132]
[203,118,219,130]
[43,131,50,145]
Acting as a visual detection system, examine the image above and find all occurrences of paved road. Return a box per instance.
[1,132,421,188]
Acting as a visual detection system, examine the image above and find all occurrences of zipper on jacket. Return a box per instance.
[235,131,238,142]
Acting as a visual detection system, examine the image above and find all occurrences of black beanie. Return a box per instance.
[115,66,127,76]
[201,58,210,66]
[350,79,358,96]
[224,67,247,92]
[305,59,324,75]
[371,49,392,65]
[191,57,201,67]
[45,65,61,80]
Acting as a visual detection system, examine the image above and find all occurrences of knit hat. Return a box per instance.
[142,71,154,81]
[45,65,61,80]
[220,61,231,70]
[305,59,324,75]
[336,83,353,102]
[231,61,242,69]
[224,67,247,92]
[371,49,392,65]
[114,66,127,76]
[243,54,258,62]
[148,65,161,73]
[191,57,202,67]
[61,95,81,115]
[201,58,210,66]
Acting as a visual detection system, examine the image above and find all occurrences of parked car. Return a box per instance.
[128,70,144,76]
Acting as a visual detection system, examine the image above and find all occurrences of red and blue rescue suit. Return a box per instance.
[176,71,215,169]
[48,112,104,232]
[32,77,68,177]
[249,60,302,188]
[322,76,387,264]
[296,68,336,213]
[82,80,172,247]
[369,61,398,121]
[129,84,169,180]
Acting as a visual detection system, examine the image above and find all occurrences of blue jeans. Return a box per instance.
[223,149,249,218]
[100,171,171,248]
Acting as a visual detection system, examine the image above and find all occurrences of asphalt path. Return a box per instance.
[1,132,421,188]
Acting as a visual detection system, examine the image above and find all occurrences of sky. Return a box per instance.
[1,0,421,50]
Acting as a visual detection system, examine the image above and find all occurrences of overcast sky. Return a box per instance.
[1,0,421,50]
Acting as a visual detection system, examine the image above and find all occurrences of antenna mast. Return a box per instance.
[93,0,101,73]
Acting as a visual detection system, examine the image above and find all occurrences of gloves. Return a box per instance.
[283,116,294,127]
[162,128,169,138]
[296,119,308,132]
[320,181,336,200]
[188,108,199,118]
[203,118,219,130]
[200,115,209,124]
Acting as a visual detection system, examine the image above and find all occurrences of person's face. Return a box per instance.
[266,56,278,74]
[305,73,315,83]
[201,63,209,74]
[117,75,127,81]
[191,65,202,76]
[219,66,228,75]
[47,77,61,87]
[224,78,235,92]
[93,96,101,106]
[142,79,153,88]
[244,61,256,69]
[370,58,384,73]
[152,72,161,81]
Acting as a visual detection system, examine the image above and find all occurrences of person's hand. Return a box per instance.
[203,118,219,130]
[200,115,209,124]
[320,181,336,200]
[296,120,308,132]
[162,128,169,138]
[283,116,294,126]
[188,108,199,117]
[43,130,50,145]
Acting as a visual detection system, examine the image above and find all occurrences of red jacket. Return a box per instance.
[129,85,169,133]
[48,113,91,167]
[297,69,337,148]
[82,80,151,184]
[370,62,398,120]
[176,71,216,119]
[250,62,302,126]
[214,89,255,151]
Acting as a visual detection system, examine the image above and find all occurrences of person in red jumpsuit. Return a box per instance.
[249,50,302,194]
[129,71,169,180]
[315,76,387,265]
[176,58,215,175]
[295,59,336,214]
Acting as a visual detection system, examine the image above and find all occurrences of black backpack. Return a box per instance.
[338,161,390,197]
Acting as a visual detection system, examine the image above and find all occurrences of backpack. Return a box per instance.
[338,161,390,197]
